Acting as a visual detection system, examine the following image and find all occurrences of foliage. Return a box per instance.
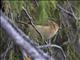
[36,0,57,25]
[0,0,80,60]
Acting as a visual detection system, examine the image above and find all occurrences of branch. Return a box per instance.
[34,0,39,7]
[57,4,79,20]
[38,44,66,59]
[0,11,54,60]
[0,41,13,60]
[67,0,79,20]
[22,7,43,40]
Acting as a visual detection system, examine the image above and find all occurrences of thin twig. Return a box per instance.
[34,0,39,7]
[22,7,43,40]
[38,44,66,60]
[67,0,78,20]
[57,4,79,20]
[0,41,13,60]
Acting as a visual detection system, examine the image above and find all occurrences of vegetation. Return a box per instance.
[0,0,80,60]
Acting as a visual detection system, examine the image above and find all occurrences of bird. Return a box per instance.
[28,20,59,43]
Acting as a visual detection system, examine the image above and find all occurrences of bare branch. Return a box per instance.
[38,44,66,59]
[67,0,79,20]
[57,4,79,20]
[22,7,43,40]
[0,41,13,60]
[34,0,39,7]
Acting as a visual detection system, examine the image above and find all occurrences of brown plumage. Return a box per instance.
[28,21,59,41]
